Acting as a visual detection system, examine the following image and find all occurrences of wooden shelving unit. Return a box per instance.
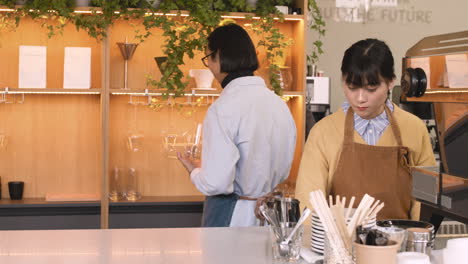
[0,1,308,229]
[403,31,468,226]
[402,31,468,104]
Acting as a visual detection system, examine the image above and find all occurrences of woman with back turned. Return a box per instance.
[177,23,297,227]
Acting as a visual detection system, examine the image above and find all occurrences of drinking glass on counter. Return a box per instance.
[376,226,407,252]
[271,222,303,262]
[263,197,310,263]
[109,167,125,201]
[125,168,141,201]
[323,234,354,264]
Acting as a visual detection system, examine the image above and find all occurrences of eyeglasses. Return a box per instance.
[201,52,214,67]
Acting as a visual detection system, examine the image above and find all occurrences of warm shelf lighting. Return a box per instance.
[282,92,303,97]
[111,92,220,97]
[424,90,468,94]
[0,7,302,21]
[111,91,302,97]
[1,91,100,95]
[74,10,103,14]
[220,15,302,21]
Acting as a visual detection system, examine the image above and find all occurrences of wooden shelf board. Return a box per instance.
[109,89,221,96]
[0,198,99,208]
[109,89,303,97]
[0,6,304,21]
[110,195,205,206]
[283,91,304,97]
[0,196,204,208]
[1,88,102,95]
[405,88,468,103]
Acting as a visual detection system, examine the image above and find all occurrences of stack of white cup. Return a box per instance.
[443,237,468,263]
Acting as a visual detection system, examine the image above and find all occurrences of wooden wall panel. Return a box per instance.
[0,95,101,198]
[109,95,208,196]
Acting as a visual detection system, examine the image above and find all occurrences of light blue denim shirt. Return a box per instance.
[342,99,394,145]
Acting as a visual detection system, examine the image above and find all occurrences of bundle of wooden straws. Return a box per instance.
[309,190,385,262]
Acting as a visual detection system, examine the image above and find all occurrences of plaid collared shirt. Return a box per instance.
[342,100,394,146]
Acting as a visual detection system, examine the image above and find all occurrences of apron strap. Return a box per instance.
[385,105,404,146]
[344,107,356,146]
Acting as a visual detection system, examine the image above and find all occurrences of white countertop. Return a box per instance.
[0,226,310,264]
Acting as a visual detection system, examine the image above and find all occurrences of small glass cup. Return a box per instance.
[185,132,202,159]
[125,168,141,201]
[109,167,125,201]
[376,226,408,252]
[324,234,354,264]
[271,223,303,262]
[185,144,201,159]
[162,132,187,159]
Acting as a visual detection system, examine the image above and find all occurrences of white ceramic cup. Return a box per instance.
[189,69,214,88]
[396,252,430,264]
[443,237,468,264]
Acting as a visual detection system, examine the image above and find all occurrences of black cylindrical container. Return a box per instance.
[8,181,24,200]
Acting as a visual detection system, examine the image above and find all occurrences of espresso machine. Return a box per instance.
[401,30,468,230]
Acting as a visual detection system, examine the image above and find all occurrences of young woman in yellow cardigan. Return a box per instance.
[295,39,435,220]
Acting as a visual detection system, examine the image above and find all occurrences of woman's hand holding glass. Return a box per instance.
[177,150,201,174]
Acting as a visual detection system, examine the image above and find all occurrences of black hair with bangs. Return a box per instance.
[341,38,396,87]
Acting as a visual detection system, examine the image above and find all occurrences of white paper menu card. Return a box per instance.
[19,45,47,88]
[63,47,91,89]
[445,54,468,88]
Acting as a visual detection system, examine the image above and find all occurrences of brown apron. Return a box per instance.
[330,106,412,220]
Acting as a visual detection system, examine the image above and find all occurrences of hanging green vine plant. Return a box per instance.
[141,0,222,98]
[250,15,293,96]
[307,0,325,66]
[142,0,294,97]
[0,10,21,47]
